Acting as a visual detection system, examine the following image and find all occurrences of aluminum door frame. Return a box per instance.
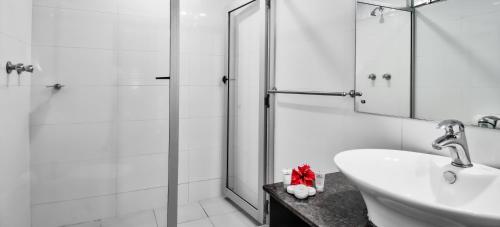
[167,0,180,226]
[222,0,268,224]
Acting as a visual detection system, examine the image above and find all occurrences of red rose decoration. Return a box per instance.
[291,164,316,187]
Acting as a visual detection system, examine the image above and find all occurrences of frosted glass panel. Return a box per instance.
[227,1,261,208]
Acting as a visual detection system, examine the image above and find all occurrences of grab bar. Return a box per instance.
[267,88,362,98]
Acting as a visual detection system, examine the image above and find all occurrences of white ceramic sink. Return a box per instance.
[334,149,500,227]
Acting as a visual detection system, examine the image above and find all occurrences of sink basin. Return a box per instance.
[334,149,500,227]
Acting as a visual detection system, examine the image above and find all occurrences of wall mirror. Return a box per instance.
[355,0,500,130]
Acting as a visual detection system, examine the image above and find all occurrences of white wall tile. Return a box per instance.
[31,159,116,204]
[31,46,117,86]
[30,86,116,125]
[189,147,222,182]
[118,120,169,157]
[33,0,118,13]
[118,0,170,17]
[181,117,224,150]
[118,14,170,52]
[178,184,189,206]
[32,6,116,49]
[189,55,225,86]
[188,86,224,118]
[188,179,222,202]
[466,126,500,168]
[30,123,114,164]
[0,86,31,227]
[179,151,190,184]
[117,154,168,192]
[0,0,32,42]
[117,50,170,86]
[118,86,169,121]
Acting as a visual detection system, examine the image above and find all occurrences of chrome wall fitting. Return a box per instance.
[368,73,377,80]
[46,83,64,90]
[478,116,500,129]
[6,62,34,74]
[23,65,34,73]
[382,73,392,80]
[349,90,363,98]
[6,61,24,74]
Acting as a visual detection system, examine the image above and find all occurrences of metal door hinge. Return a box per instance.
[264,200,270,215]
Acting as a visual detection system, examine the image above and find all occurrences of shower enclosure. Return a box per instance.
[27,0,180,226]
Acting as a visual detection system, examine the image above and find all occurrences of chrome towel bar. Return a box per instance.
[267,88,362,98]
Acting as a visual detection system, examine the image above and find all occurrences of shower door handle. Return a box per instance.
[156,76,171,80]
[222,75,235,84]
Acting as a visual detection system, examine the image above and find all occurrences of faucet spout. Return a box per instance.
[432,120,473,168]
[432,134,453,150]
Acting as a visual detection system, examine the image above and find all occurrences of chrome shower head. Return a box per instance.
[370,6,384,16]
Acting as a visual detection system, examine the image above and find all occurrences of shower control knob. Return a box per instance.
[382,73,392,80]
[6,61,24,74]
[368,73,376,80]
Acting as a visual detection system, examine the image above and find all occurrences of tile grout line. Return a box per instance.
[199,201,210,218]
[152,209,159,227]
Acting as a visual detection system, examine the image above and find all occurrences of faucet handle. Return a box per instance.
[437,120,465,133]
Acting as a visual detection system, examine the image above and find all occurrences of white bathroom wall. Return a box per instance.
[273,0,500,182]
[30,1,170,226]
[0,0,32,226]
[178,0,236,205]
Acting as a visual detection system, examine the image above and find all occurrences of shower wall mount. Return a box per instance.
[46,83,64,90]
[6,61,34,74]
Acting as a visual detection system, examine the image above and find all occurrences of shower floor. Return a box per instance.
[64,197,259,227]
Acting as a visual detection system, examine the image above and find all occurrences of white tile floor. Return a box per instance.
[66,197,259,227]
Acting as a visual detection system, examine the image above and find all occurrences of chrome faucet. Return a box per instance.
[432,120,473,168]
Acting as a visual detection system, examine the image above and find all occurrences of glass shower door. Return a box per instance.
[224,0,266,223]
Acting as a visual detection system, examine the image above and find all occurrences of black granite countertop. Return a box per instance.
[263,172,372,227]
